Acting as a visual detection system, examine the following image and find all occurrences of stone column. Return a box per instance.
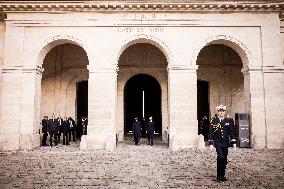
[20,66,43,149]
[80,65,117,151]
[263,67,284,149]
[242,66,266,148]
[168,65,204,151]
[0,66,22,150]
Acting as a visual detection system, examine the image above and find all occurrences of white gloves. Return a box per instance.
[233,144,237,151]
[210,145,214,151]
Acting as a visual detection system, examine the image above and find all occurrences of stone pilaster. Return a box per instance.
[168,65,204,151]
[0,66,21,150]
[242,66,266,148]
[262,66,284,149]
[80,65,117,151]
[20,66,43,150]
[0,65,43,150]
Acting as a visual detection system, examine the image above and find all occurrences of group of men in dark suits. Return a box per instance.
[132,116,155,146]
[41,114,88,147]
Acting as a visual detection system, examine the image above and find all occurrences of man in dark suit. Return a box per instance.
[77,117,87,141]
[146,116,155,146]
[208,105,236,182]
[48,114,58,146]
[62,117,70,145]
[41,116,49,146]
[141,117,146,138]
[82,117,88,135]
[199,116,209,141]
[132,117,141,145]
[68,117,76,142]
[57,116,63,144]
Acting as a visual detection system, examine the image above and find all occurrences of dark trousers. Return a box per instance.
[134,136,140,145]
[147,134,154,145]
[69,129,76,142]
[76,128,82,141]
[42,132,48,146]
[215,146,228,178]
[57,132,62,143]
[49,130,58,146]
[63,132,69,145]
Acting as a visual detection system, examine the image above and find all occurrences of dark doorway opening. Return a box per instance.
[197,80,209,140]
[76,81,88,120]
[124,74,162,137]
[197,80,209,120]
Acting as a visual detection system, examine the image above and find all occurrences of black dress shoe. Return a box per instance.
[217,177,228,182]
[220,177,228,181]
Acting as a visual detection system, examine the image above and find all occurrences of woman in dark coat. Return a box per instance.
[132,117,141,145]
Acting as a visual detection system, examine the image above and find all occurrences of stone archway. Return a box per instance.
[117,40,169,143]
[196,44,245,143]
[194,37,266,148]
[39,42,89,145]
[197,44,245,118]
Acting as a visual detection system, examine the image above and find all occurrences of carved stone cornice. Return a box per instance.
[0,1,283,14]
[262,66,284,73]
[241,65,284,75]
[168,64,198,73]
[87,65,119,74]
[2,65,44,74]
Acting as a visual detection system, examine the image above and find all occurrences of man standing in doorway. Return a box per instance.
[41,116,49,146]
[49,114,58,147]
[141,117,146,138]
[68,117,76,142]
[146,116,155,146]
[57,116,63,144]
[62,117,70,145]
[209,105,236,182]
[132,117,141,145]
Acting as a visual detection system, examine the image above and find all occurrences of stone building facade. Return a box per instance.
[0,0,283,151]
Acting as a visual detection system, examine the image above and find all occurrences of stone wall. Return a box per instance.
[0,22,4,106]
[281,18,284,64]
[0,22,5,149]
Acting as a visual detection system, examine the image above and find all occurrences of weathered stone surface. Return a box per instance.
[0,139,283,188]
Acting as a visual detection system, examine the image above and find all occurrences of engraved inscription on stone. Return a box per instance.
[116,27,164,33]
[120,13,168,20]
[120,13,156,19]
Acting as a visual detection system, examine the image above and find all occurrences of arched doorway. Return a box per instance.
[124,74,162,136]
[40,42,89,144]
[196,44,244,141]
[117,42,168,142]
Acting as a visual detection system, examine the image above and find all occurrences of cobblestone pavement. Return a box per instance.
[0,137,283,189]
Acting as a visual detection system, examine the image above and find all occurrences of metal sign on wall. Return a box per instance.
[235,113,250,148]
